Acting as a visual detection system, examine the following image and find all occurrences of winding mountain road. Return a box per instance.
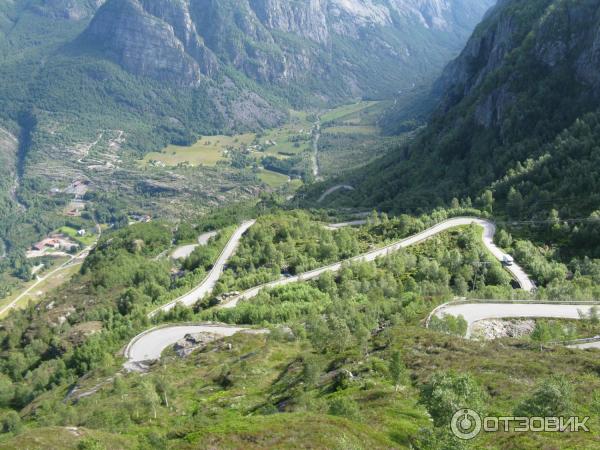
[568,339,600,350]
[221,217,534,309]
[433,302,600,338]
[170,231,218,260]
[317,185,355,203]
[125,216,541,370]
[123,324,268,372]
[324,219,367,230]
[149,221,255,317]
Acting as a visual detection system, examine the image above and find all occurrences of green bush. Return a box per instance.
[328,396,360,420]
[1,411,21,433]
[420,371,486,427]
[514,376,573,417]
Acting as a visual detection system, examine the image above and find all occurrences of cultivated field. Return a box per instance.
[258,169,290,188]
[143,134,255,167]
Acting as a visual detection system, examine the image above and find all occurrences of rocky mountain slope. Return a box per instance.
[0,0,495,169]
[337,0,600,221]
[27,0,104,20]
[0,128,18,212]
[79,0,495,102]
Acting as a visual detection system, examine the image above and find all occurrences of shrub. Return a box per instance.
[514,375,573,417]
[328,396,360,420]
[1,411,21,433]
[420,371,486,427]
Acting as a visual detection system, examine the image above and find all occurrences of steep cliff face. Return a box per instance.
[250,0,329,44]
[82,0,218,85]
[79,0,495,99]
[343,0,600,216]
[0,128,18,214]
[435,0,600,127]
[0,0,495,198]
[139,0,218,76]
[434,0,520,106]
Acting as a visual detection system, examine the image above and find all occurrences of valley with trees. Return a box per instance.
[0,0,600,449]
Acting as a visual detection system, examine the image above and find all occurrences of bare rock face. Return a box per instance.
[82,0,212,86]
[327,0,391,36]
[534,2,600,95]
[139,0,219,76]
[435,4,518,112]
[432,0,600,130]
[408,0,452,30]
[79,0,495,95]
[0,127,18,212]
[474,84,516,128]
[250,0,329,44]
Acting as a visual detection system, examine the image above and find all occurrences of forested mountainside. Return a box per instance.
[4,3,600,449]
[332,0,600,222]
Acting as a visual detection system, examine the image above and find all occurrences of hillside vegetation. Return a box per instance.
[0,209,598,449]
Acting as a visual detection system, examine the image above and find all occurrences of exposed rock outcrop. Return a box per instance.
[435,0,600,128]
[79,0,495,95]
[434,1,519,113]
[0,127,19,209]
[174,332,221,357]
[250,0,329,44]
[472,319,535,340]
[82,0,209,86]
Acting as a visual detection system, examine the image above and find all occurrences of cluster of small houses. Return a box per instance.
[225,140,278,157]
[30,233,84,253]
[28,175,155,261]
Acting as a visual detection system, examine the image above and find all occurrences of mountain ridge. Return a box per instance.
[331,0,600,224]
[77,0,495,101]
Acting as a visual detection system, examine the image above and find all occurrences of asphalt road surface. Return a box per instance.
[123,324,267,371]
[434,302,598,338]
[170,231,219,260]
[317,185,355,203]
[221,217,534,309]
[149,221,255,316]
